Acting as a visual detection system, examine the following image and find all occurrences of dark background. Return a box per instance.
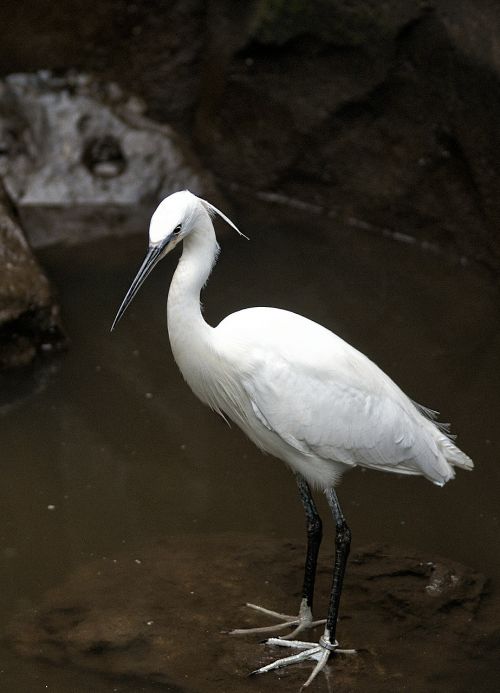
[0,3,499,691]
[1,0,500,272]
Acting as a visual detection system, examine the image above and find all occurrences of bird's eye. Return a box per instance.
[173,224,182,235]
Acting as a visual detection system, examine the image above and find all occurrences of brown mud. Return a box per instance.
[8,536,495,693]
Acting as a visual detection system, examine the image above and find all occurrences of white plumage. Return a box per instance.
[214,306,471,488]
[112,189,473,688]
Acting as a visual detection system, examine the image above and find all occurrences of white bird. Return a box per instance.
[112,190,473,688]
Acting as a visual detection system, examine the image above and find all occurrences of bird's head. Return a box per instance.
[111,190,244,330]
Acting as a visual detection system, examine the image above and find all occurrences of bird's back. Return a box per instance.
[213,307,472,488]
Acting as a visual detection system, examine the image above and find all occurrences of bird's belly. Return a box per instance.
[232,410,348,490]
[181,362,348,490]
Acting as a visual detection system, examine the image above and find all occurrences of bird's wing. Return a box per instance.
[239,347,443,480]
[217,307,453,483]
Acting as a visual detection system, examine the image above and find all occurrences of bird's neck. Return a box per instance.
[167,215,219,369]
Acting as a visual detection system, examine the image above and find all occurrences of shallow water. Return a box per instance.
[0,203,499,691]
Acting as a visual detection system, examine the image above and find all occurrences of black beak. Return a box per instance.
[111,244,164,331]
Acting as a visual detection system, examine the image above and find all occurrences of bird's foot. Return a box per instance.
[251,631,356,689]
[229,598,326,640]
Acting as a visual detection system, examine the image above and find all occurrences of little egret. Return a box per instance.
[112,190,473,688]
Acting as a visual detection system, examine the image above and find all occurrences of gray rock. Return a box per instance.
[0,72,217,247]
[0,186,66,368]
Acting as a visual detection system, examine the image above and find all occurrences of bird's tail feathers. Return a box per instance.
[439,435,474,471]
[414,401,456,438]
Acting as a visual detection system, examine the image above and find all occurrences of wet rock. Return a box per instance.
[0,71,217,247]
[8,536,494,692]
[198,1,500,274]
[0,0,208,132]
[2,3,500,268]
[2,3,500,269]
[250,0,423,46]
[0,187,66,368]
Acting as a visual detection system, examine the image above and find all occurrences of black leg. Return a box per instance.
[296,473,323,611]
[324,487,351,640]
[249,486,354,686]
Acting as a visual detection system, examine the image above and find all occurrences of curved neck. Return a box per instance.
[167,212,219,363]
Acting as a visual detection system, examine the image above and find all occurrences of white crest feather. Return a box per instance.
[201,199,249,239]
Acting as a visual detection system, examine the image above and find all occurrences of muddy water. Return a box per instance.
[0,204,499,691]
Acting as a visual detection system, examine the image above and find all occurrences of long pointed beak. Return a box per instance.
[111,244,164,331]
